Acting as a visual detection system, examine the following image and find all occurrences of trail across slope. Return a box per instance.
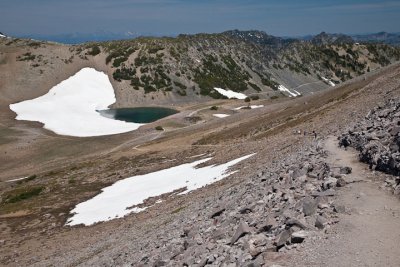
[286,136,400,266]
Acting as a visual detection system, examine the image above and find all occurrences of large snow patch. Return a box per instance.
[66,153,255,226]
[9,68,142,137]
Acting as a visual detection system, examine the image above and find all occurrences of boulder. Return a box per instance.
[230,221,252,245]
[275,230,291,249]
[291,230,309,243]
[315,215,327,229]
[302,197,317,216]
[333,204,346,213]
[210,206,226,218]
[339,167,352,174]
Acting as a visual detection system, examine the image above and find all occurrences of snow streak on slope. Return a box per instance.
[66,154,255,226]
[278,85,301,97]
[214,87,247,99]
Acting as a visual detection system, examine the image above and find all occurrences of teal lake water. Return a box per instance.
[99,107,178,123]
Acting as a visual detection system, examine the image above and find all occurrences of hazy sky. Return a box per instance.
[1,0,399,37]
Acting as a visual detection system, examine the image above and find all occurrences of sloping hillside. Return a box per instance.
[1,30,399,107]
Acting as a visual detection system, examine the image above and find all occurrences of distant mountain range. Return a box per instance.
[299,31,400,46]
[3,30,400,46]
[351,32,400,46]
[17,31,177,45]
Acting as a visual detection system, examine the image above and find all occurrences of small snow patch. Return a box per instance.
[66,154,255,226]
[214,87,247,99]
[278,85,301,97]
[233,105,264,110]
[321,77,335,87]
[5,176,29,183]
[213,114,230,118]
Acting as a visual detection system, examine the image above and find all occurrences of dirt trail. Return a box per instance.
[287,136,400,266]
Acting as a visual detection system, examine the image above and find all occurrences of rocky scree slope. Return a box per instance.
[2,30,400,101]
[48,140,353,267]
[339,98,400,195]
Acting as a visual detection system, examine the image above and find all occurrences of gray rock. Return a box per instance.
[333,204,346,213]
[339,167,352,174]
[323,177,338,190]
[230,221,251,245]
[153,259,167,267]
[302,197,317,216]
[291,230,309,243]
[285,218,307,229]
[315,215,327,229]
[275,230,291,249]
[311,189,336,197]
[336,177,347,187]
[257,216,277,232]
[210,206,226,218]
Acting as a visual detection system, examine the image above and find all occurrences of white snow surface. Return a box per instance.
[278,85,301,97]
[66,154,255,226]
[0,34,6,38]
[9,68,142,137]
[213,113,230,118]
[214,87,247,99]
[233,105,264,110]
[5,176,29,183]
[321,77,335,87]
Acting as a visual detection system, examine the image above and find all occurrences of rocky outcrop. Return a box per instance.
[339,98,400,194]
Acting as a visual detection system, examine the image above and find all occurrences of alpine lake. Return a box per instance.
[99,107,178,123]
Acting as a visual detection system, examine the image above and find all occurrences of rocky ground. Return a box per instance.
[339,98,400,194]
[1,63,400,266]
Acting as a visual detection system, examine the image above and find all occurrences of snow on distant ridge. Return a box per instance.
[9,68,142,137]
[278,85,301,97]
[66,153,255,226]
[0,33,6,38]
[321,77,335,87]
[214,87,247,99]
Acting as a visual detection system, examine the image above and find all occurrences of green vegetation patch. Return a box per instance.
[113,67,136,81]
[4,186,44,203]
[17,52,36,61]
[87,45,101,56]
[105,45,136,67]
[194,55,250,98]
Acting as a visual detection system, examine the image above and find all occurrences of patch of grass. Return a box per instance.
[87,45,101,56]
[113,67,136,81]
[261,77,279,90]
[174,81,187,90]
[210,106,218,110]
[5,186,44,203]
[17,52,36,61]
[155,126,164,131]
[248,82,261,92]
[171,206,185,214]
[28,42,41,48]
[193,54,250,98]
